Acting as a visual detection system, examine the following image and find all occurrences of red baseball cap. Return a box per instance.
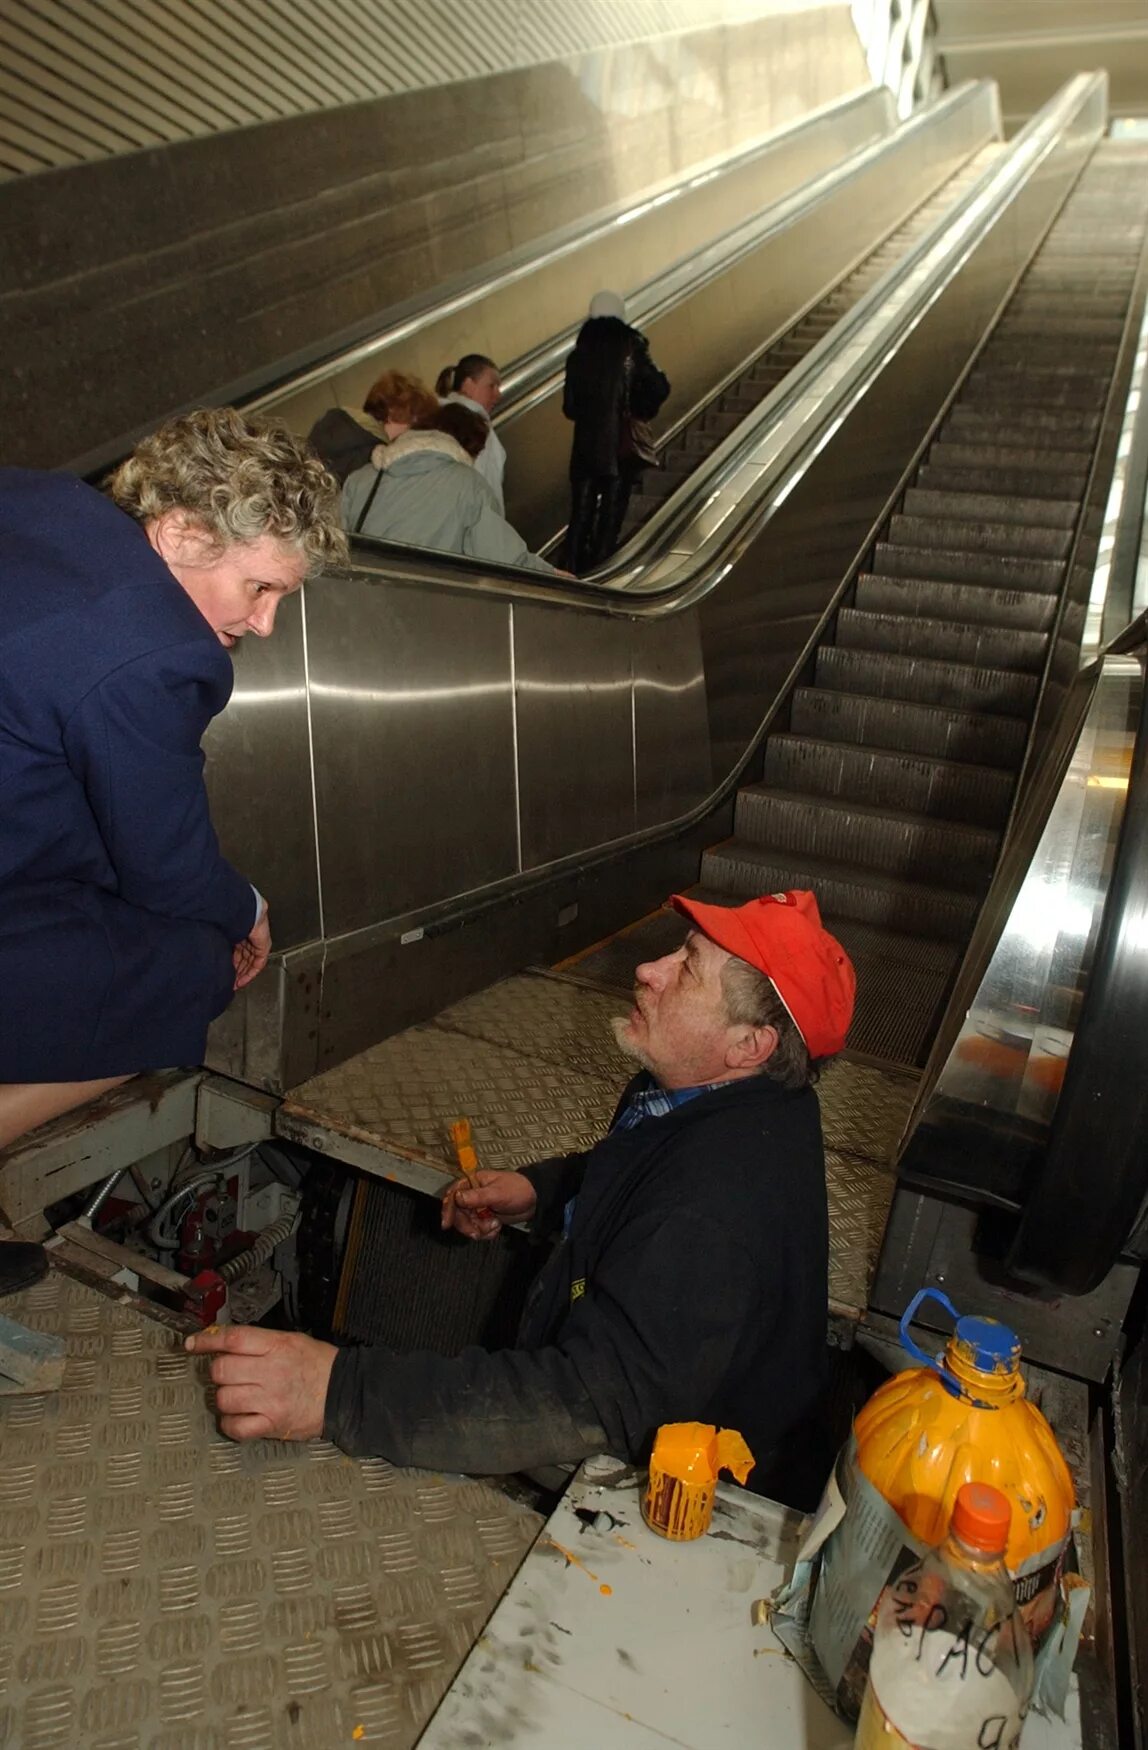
[669,890,856,1059]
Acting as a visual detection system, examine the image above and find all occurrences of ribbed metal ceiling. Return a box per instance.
[934,1,1148,129]
[0,0,817,179]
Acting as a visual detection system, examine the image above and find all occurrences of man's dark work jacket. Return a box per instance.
[324,1073,828,1482]
[0,469,253,1079]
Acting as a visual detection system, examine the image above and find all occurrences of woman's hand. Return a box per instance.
[441,1169,537,1240]
[233,907,272,988]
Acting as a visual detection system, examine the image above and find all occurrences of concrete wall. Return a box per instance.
[0,5,868,468]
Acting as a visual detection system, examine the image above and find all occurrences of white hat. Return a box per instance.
[589,289,626,320]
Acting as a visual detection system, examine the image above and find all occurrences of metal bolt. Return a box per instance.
[1094,1327,1105,1338]
[935,1274,945,1284]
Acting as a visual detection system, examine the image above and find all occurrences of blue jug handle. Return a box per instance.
[899,1287,960,1374]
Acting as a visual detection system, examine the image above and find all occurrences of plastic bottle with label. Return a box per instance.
[853,1288,1075,1650]
[854,1481,1034,1750]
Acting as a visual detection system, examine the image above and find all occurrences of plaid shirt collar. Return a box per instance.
[611,1071,731,1132]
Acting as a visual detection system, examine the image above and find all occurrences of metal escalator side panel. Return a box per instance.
[891,657,1130,1205]
[1007,645,1148,1294]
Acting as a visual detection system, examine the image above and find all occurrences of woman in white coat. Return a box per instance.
[434,354,507,510]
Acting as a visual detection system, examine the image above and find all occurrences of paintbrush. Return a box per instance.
[448,1118,492,1221]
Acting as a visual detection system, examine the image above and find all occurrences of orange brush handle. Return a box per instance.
[449,1119,491,1220]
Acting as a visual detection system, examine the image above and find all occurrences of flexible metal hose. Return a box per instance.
[217,1208,298,1284]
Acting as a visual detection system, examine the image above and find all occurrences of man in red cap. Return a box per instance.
[189,891,855,1490]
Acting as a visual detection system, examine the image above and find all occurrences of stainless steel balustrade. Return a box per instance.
[65,88,898,483]
[243,87,899,452]
[249,82,1000,552]
[203,75,1108,1092]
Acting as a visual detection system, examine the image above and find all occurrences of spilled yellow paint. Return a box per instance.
[541,1535,612,1596]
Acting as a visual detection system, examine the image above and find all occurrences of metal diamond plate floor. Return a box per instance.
[284,976,631,1175]
[0,1269,540,1749]
[284,969,911,1313]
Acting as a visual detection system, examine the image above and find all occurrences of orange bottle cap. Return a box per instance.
[952,1481,1011,1554]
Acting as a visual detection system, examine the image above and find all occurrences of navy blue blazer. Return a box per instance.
[0,469,256,1079]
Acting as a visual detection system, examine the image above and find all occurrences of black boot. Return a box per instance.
[592,474,635,567]
[566,477,601,574]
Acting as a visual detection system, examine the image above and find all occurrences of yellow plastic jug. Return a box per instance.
[855,1288,1075,1644]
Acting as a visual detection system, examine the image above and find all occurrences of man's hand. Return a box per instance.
[441,1169,537,1240]
[185,1324,337,1441]
[233,907,272,989]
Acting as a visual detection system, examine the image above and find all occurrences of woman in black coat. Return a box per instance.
[562,290,670,574]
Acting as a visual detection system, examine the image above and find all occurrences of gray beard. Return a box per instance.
[611,1014,653,1070]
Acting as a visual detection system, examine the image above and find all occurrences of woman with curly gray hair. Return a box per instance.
[0,408,345,1149]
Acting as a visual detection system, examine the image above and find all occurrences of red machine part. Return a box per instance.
[182,1269,228,1326]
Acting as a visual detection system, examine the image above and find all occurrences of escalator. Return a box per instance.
[200,73,1108,1097]
[279,120,1148,1351]
[696,139,1148,1067]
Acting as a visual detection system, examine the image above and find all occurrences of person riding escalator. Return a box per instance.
[563,290,670,575]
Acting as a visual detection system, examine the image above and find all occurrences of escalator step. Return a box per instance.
[973,339,1120,374]
[916,461,1089,499]
[901,488,1078,529]
[1000,314,1125,339]
[789,686,1027,768]
[975,350,1117,382]
[698,841,979,942]
[874,542,1064,594]
[926,441,1092,474]
[762,734,1013,827]
[960,381,1108,413]
[699,409,743,436]
[964,358,1112,384]
[855,572,1056,632]
[816,643,1038,714]
[732,786,998,888]
[837,607,1047,674]
[1021,275,1129,295]
[945,408,1100,445]
[1008,290,1130,317]
[887,515,1071,561]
